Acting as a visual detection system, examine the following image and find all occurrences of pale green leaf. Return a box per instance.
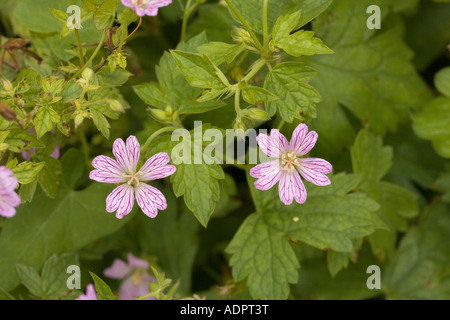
[264,62,321,122]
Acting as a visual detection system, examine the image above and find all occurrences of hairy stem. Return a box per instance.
[223,0,264,53]
[262,0,270,50]
[180,0,196,42]
[141,126,179,154]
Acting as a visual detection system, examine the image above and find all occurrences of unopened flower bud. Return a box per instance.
[149,108,168,122]
[246,108,270,121]
[1,79,13,92]
[109,99,125,113]
[82,68,94,82]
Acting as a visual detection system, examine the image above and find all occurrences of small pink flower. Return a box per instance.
[21,128,60,160]
[0,166,21,218]
[22,144,60,160]
[104,253,156,300]
[121,0,172,17]
[89,136,176,219]
[250,123,332,205]
[76,284,98,300]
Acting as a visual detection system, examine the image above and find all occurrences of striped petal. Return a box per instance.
[250,160,283,191]
[297,158,332,186]
[289,123,308,153]
[126,136,140,173]
[139,152,176,181]
[293,130,318,156]
[106,184,135,219]
[135,183,167,218]
[256,129,289,158]
[113,136,140,173]
[90,155,126,183]
[278,170,307,205]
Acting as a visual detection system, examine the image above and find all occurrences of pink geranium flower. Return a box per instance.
[250,124,332,205]
[0,166,21,218]
[104,253,156,300]
[121,0,172,17]
[76,284,98,300]
[89,136,176,219]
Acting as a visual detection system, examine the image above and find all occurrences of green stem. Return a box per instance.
[241,58,266,83]
[74,30,84,67]
[180,0,196,42]
[141,126,179,154]
[71,0,84,67]
[70,9,115,79]
[277,119,285,131]
[262,0,270,50]
[78,129,90,167]
[223,0,264,53]
[71,30,106,79]
[234,86,241,116]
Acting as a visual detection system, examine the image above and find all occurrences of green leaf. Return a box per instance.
[412,97,450,158]
[277,30,333,57]
[90,272,117,300]
[351,129,393,182]
[20,180,38,203]
[16,253,78,299]
[37,157,62,198]
[11,161,45,185]
[171,158,224,228]
[39,253,78,299]
[133,83,167,109]
[292,246,382,300]
[384,201,450,299]
[307,0,432,162]
[272,10,301,46]
[0,149,131,293]
[188,4,235,42]
[433,172,450,203]
[226,212,299,300]
[15,265,42,298]
[327,239,362,278]
[94,0,117,30]
[4,129,45,153]
[136,187,199,295]
[241,86,278,105]
[228,0,333,35]
[197,42,246,65]
[34,106,60,138]
[14,0,68,33]
[229,172,384,299]
[148,128,225,228]
[90,105,111,139]
[404,1,450,71]
[361,181,419,261]
[134,34,225,114]
[435,67,450,97]
[264,62,321,122]
[170,50,229,90]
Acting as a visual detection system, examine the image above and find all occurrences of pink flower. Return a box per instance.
[21,128,60,160]
[250,123,332,205]
[22,144,60,160]
[0,166,21,218]
[121,0,172,17]
[76,284,98,300]
[89,136,176,219]
[104,253,156,300]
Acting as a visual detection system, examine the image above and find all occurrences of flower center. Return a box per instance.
[130,269,145,285]
[131,0,148,10]
[123,165,143,187]
[281,152,299,173]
